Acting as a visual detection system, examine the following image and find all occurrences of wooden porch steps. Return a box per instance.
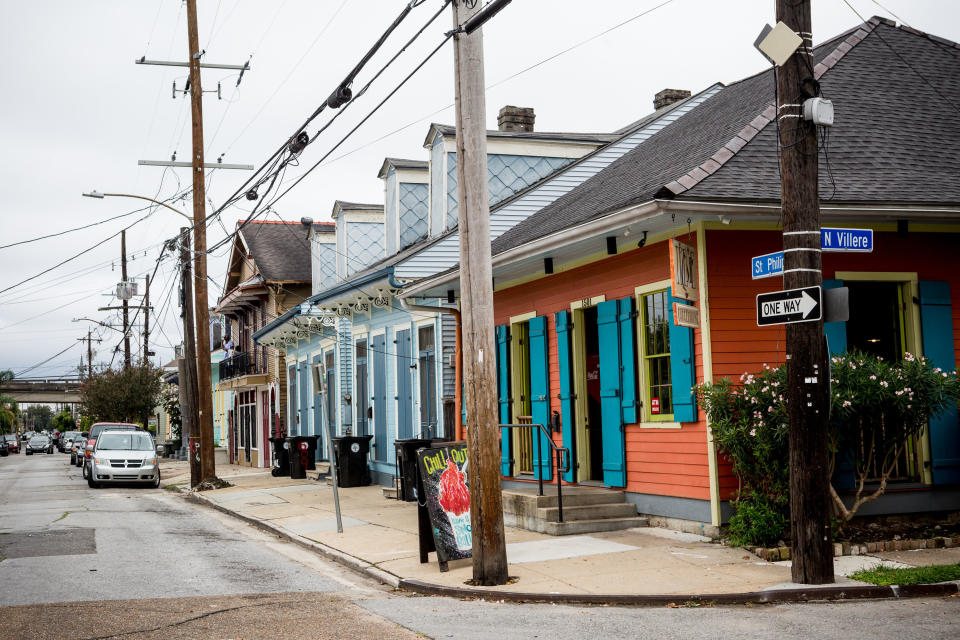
[502,486,648,536]
[381,476,401,499]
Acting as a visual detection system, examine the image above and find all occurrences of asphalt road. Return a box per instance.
[2,450,959,640]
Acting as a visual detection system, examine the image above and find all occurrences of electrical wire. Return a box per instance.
[14,343,80,378]
[840,0,960,114]
[0,203,157,251]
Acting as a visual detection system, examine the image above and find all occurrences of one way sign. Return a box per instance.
[756,286,822,326]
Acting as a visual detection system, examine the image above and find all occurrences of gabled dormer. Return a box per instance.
[331,200,384,280]
[310,221,337,296]
[378,158,429,255]
[423,106,616,236]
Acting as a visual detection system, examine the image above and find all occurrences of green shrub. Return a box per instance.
[727,491,788,547]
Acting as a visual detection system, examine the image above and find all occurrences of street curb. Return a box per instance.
[397,578,960,605]
[177,488,402,590]
[172,485,960,607]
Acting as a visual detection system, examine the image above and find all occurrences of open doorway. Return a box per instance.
[571,303,605,483]
[844,280,919,482]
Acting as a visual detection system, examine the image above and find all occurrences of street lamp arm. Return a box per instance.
[72,317,125,333]
[82,191,192,221]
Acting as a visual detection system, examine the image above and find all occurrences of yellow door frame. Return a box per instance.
[569,295,605,482]
[509,312,536,475]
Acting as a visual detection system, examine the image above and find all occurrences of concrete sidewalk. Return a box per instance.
[160,460,960,604]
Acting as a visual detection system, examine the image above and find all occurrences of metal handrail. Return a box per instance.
[500,421,571,523]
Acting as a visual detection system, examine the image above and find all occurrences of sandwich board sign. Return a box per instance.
[417,443,471,571]
[756,286,822,326]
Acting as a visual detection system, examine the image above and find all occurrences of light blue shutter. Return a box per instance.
[312,354,324,459]
[823,280,847,356]
[919,281,960,485]
[822,280,853,489]
[618,297,638,424]
[597,299,626,487]
[528,316,552,480]
[555,311,576,482]
[668,289,697,423]
[496,324,512,476]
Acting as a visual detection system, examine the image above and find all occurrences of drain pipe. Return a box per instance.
[400,298,462,441]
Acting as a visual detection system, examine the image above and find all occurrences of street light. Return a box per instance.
[82,190,192,221]
[72,318,125,333]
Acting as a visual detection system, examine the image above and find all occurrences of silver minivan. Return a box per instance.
[88,430,160,489]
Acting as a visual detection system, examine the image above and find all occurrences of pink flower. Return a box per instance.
[842,400,852,407]
[749,429,756,436]
[869,375,877,380]
[880,381,889,388]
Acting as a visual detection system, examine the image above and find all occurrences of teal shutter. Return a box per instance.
[668,289,697,423]
[528,316,552,480]
[496,324,512,476]
[823,279,853,489]
[597,299,626,487]
[823,280,847,356]
[919,281,960,485]
[555,310,576,482]
[618,297,638,424]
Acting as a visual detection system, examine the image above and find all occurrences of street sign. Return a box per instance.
[751,228,874,278]
[752,250,785,279]
[756,286,822,326]
[820,227,873,252]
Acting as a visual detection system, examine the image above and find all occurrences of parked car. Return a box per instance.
[87,430,160,489]
[71,434,88,465]
[3,434,19,454]
[26,435,54,455]
[83,423,140,479]
[58,431,80,453]
[0,437,8,456]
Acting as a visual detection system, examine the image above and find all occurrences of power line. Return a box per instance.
[13,343,79,378]
[0,203,159,251]
[840,0,960,114]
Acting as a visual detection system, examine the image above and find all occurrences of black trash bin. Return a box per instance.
[287,436,310,479]
[394,438,432,501]
[269,437,290,477]
[331,435,373,487]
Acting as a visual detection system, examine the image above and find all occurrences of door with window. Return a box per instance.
[372,334,387,461]
[325,350,337,436]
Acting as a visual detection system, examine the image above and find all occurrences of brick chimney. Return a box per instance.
[653,88,691,110]
[497,105,535,132]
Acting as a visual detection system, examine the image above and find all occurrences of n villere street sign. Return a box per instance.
[756,286,822,326]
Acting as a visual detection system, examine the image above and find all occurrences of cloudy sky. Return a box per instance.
[1,0,957,379]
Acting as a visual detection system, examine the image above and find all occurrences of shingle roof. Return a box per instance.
[427,123,618,146]
[492,18,960,255]
[239,221,312,283]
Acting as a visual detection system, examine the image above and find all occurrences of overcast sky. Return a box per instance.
[1,0,957,379]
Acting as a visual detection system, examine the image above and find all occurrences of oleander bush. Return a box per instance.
[698,352,960,545]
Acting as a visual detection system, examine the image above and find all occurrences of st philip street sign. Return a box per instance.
[756,286,822,326]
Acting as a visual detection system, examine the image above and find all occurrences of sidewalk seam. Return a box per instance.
[178,488,402,590]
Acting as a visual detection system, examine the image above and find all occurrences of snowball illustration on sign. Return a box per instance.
[438,458,471,550]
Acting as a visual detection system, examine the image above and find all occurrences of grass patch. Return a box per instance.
[850,562,960,586]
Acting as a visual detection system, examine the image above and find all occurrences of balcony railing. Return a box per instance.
[219,352,261,381]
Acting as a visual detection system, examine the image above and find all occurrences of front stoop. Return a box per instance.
[502,486,648,535]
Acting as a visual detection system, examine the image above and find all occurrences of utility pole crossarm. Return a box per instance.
[138,160,254,170]
[135,58,250,71]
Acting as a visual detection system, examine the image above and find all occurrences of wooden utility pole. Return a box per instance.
[451,0,508,586]
[143,274,150,363]
[185,0,216,483]
[179,228,201,488]
[77,330,100,378]
[120,230,131,369]
[776,0,834,584]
